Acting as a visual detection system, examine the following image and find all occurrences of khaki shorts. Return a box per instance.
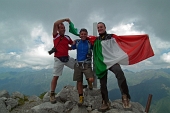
[73,63,94,81]
[53,57,75,76]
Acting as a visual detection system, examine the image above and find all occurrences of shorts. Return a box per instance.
[73,62,94,81]
[53,56,75,76]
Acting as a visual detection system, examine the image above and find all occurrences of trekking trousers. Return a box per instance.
[100,63,131,103]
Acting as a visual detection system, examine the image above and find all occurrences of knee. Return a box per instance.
[88,77,94,82]
[100,81,107,89]
[53,76,59,81]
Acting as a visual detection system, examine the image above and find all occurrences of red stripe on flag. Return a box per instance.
[113,34,154,64]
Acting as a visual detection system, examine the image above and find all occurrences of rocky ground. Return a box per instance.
[10,101,43,113]
[0,85,145,113]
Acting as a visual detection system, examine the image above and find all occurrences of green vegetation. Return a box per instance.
[39,92,47,99]
[151,96,170,113]
[18,95,29,106]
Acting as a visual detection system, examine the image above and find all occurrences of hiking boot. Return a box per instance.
[83,85,88,89]
[98,101,110,112]
[50,91,56,104]
[122,94,131,108]
[78,96,84,106]
[88,81,93,90]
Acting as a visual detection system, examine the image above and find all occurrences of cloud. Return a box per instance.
[161,52,170,63]
[0,0,170,71]
[0,21,54,69]
[108,22,145,35]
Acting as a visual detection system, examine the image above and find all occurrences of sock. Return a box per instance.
[79,94,83,97]
[51,91,54,92]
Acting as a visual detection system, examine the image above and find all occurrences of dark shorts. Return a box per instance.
[73,63,94,81]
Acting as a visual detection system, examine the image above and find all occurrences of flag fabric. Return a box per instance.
[91,34,154,78]
[69,22,80,36]
[69,22,154,79]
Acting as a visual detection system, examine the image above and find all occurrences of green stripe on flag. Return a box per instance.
[93,40,107,79]
[69,22,79,36]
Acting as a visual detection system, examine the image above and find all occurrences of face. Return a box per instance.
[97,23,106,34]
[58,23,65,35]
[79,31,88,40]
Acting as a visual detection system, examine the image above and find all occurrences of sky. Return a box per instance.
[0,0,170,72]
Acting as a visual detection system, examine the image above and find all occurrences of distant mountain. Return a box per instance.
[107,68,170,90]
[0,67,34,73]
[1,67,170,113]
[0,67,76,95]
[109,69,170,113]
[109,76,170,104]
[150,96,170,113]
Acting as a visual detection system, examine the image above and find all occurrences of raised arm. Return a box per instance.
[53,18,71,36]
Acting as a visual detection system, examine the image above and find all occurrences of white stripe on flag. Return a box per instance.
[101,38,129,69]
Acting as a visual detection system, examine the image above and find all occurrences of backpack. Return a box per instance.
[76,39,92,61]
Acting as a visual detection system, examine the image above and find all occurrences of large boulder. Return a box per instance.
[5,98,18,111]
[11,91,24,99]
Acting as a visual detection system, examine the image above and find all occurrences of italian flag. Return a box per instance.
[69,22,154,79]
[69,22,80,36]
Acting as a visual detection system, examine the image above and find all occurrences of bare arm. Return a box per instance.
[53,18,71,36]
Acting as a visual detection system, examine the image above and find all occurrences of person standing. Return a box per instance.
[50,18,75,104]
[72,28,94,106]
[94,22,131,111]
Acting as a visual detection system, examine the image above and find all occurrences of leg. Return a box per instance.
[77,81,84,106]
[65,57,76,69]
[109,63,130,99]
[109,63,131,108]
[51,76,59,92]
[99,72,109,103]
[87,77,94,90]
[98,71,110,112]
[50,57,64,104]
[83,64,94,90]
[77,81,83,95]
[73,63,84,105]
[50,76,59,104]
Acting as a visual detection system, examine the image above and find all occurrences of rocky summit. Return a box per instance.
[0,85,145,113]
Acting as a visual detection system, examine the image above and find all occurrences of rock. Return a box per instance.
[57,85,78,102]
[64,101,74,111]
[0,90,10,98]
[30,85,145,113]
[5,98,18,110]
[3,85,145,113]
[11,91,24,99]
[28,95,41,102]
[0,99,9,113]
[31,102,65,113]
[70,105,88,113]
[83,88,102,109]
[42,92,50,102]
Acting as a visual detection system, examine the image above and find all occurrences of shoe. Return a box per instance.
[78,96,84,106]
[88,81,93,90]
[50,91,56,104]
[122,94,131,108]
[83,85,88,89]
[98,100,110,112]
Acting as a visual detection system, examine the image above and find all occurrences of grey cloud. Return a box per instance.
[0,0,170,71]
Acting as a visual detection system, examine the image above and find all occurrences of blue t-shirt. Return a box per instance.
[72,40,90,62]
